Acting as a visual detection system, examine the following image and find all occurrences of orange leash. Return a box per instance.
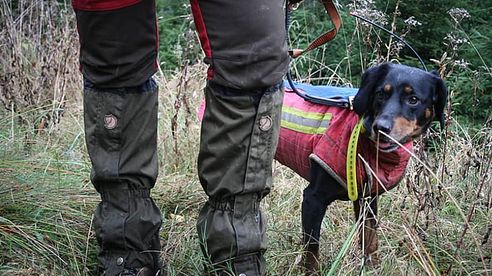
[289,0,342,58]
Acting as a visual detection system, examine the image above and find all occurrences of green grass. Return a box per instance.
[1,68,490,275]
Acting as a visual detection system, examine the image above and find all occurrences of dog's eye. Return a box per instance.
[408,96,420,105]
[375,90,386,99]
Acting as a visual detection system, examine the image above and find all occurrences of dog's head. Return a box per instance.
[353,63,448,152]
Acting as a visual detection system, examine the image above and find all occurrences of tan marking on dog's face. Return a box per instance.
[404,85,413,94]
[392,116,422,141]
[384,84,392,93]
[425,108,433,119]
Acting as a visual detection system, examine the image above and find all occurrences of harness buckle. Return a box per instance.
[348,95,355,110]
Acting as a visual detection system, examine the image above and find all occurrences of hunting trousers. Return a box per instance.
[197,81,284,275]
[83,78,161,275]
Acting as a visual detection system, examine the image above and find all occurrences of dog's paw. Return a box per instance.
[302,252,320,275]
[365,253,380,267]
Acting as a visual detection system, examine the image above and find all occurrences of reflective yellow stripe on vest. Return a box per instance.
[281,106,333,135]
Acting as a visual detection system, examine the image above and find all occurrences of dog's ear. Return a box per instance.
[430,70,448,130]
[353,63,390,116]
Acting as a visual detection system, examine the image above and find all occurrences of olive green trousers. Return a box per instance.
[83,79,161,275]
[197,81,284,275]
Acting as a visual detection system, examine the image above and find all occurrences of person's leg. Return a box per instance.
[84,79,161,275]
[197,81,284,275]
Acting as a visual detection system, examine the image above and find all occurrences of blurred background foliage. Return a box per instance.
[155,0,491,125]
[2,0,490,124]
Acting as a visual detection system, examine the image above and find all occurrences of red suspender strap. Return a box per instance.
[289,0,341,58]
[72,0,142,11]
[190,0,214,79]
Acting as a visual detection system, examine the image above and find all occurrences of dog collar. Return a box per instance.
[346,118,364,201]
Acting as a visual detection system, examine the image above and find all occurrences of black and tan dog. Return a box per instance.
[275,63,447,273]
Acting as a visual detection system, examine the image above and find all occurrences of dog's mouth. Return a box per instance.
[372,139,399,152]
[363,119,410,152]
[368,132,404,152]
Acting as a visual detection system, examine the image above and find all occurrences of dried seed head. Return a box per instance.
[448,8,471,23]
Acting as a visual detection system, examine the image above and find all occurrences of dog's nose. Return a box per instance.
[373,119,392,135]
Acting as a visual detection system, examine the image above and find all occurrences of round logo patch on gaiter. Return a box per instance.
[104,114,118,130]
[259,115,273,131]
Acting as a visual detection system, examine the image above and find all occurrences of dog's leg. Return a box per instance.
[353,196,379,266]
[302,162,343,274]
[302,184,329,274]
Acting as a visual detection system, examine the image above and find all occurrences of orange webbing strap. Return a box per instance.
[289,0,341,58]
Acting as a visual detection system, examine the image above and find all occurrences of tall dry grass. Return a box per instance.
[0,0,80,136]
[0,1,491,275]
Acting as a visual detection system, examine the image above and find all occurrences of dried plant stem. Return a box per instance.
[446,150,492,275]
[380,131,490,275]
[385,0,400,62]
[403,225,439,276]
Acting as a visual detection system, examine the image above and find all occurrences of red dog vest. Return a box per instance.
[275,90,413,196]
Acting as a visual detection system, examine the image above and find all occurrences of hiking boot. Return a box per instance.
[119,267,160,276]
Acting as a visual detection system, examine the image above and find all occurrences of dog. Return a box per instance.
[275,63,448,273]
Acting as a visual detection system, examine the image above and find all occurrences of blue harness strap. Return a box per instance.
[283,80,359,109]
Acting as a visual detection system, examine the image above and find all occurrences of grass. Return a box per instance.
[1,67,490,275]
[1,1,491,275]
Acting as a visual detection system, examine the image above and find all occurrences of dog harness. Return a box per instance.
[275,90,413,197]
